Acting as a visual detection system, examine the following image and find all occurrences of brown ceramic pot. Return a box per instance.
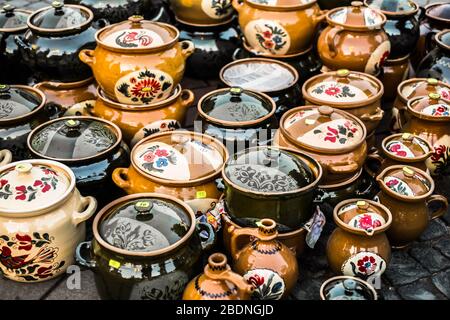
[232,0,326,56]
[79,16,194,105]
[274,105,367,185]
[302,69,384,135]
[317,1,390,75]
[327,199,392,279]
[93,85,194,147]
[376,165,448,248]
[379,55,410,102]
[182,253,254,300]
[170,0,234,26]
[229,218,299,300]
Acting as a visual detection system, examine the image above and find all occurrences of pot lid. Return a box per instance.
[28,117,120,161]
[132,131,227,182]
[198,87,276,127]
[321,276,377,300]
[28,2,93,34]
[0,84,45,121]
[426,2,450,21]
[0,161,72,212]
[98,195,192,253]
[0,5,30,32]
[379,166,432,197]
[383,133,431,159]
[328,1,386,28]
[223,146,321,194]
[408,93,450,118]
[220,59,298,93]
[281,106,366,152]
[436,30,450,51]
[304,69,383,105]
[365,0,417,15]
[398,78,450,102]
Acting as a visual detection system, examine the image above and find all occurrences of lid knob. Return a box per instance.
[0,84,10,94]
[230,87,243,96]
[134,200,154,220]
[429,93,441,100]
[403,166,415,177]
[52,1,64,9]
[427,78,438,85]
[337,69,350,77]
[351,1,364,8]
[207,253,227,273]
[15,163,32,174]
[401,133,413,141]
[318,105,334,116]
[2,4,15,13]
[257,218,277,237]
[128,15,144,25]
[356,200,369,211]
[343,279,357,292]
[65,119,80,129]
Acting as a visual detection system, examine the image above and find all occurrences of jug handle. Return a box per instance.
[427,194,449,221]
[229,226,259,261]
[364,152,384,178]
[197,222,216,251]
[180,89,195,108]
[75,241,97,269]
[79,49,95,67]
[0,149,12,167]
[326,27,344,57]
[205,265,254,300]
[72,196,97,226]
[328,161,359,174]
[360,107,384,122]
[180,40,195,59]
[313,9,328,24]
[112,168,131,190]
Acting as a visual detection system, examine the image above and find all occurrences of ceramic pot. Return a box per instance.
[75,193,215,300]
[34,77,97,117]
[93,85,194,147]
[182,253,254,300]
[0,5,32,84]
[14,2,104,83]
[376,166,448,248]
[229,218,299,299]
[170,0,234,26]
[232,0,326,56]
[365,133,433,177]
[178,20,241,80]
[221,146,322,232]
[302,69,384,136]
[197,87,278,154]
[274,105,368,185]
[327,199,392,279]
[416,29,450,84]
[317,2,390,75]
[112,131,228,216]
[320,276,377,300]
[0,160,97,282]
[379,55,410,102]
[365,0,419,59]
[79,16,194,105]
[220,58,301,119]
[0,149,12,166]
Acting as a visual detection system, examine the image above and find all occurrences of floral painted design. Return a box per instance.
[140,144,177,174]
[349,213,384,232]
[365,41,391,75]
[430,145,450,175]
[313,121,358,145]
[422,104,450,116]
[385,141,416,158]
[0,232,64,282]
[383,176,414,196]
[342,252,386,280]
[230,165,299,192]
[0,103,13,119]
[114,30,154,48]
[255,24,287,54]
[311,84,356,99]
[388,143,408,157]
[244,269,285,300]
[440,89,450,100]
[205,0,233,18]
[130,120,181,148]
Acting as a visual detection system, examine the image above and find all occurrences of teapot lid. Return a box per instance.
[96,194,194,254]
[398,78,450,102]
[364,0,418,15]
[378,166,434,198]
[0,160,74,213]
[197,87,276,127]
[132,131,228,183]
[28,2,93,34]
[223,146,322,194]
[0,85,46,122]
[0,4,31,33]
[328,1,386,29]
[383,133,432,160]
[28,116,121,162]
[407,93,450,120]
[280,105,366,153]
[320,276,378,300]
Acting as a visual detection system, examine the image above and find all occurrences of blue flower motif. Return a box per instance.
[273,35,283,44]
[156,158,168,168]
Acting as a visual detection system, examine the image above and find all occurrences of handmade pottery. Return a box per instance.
[182,253,254,300]
[222,146,322,232]
[0,149,12,166]
[317,2,390,75]
[376,166,448,248]
[302,69,384,136]
[365,0,419,59]
[416,29,450,84]
[274,105,368,185]
[229,218,299,299]
[197,87,278,154]
[220,58,301,119]
[320,276,377,300]
[178,21,241,80]
[75,193,215,300]
[378,55,410,102]
[233,0,326,56]
[93,85,194,147]
[14,2,103,83]
[170,0,234,26]
[0,160,97,282]
[112,131,228,216]
[327,199,392,279]
[365,133,433,177]
[79,16,194,105]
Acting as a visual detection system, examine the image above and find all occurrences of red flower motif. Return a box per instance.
[247,274,265,288]
[379,51,390,67]
[324,126,338,143]
[358,214,382,230]
[357,256,377,274]
[437,106,446,113]
[431,145,447,162]
[262,31,272,39]
[16,234,32,251]
[385,179,399,187]
[155,149,169,157]
[36,266,54,279]
[344,121,357,133]
[15,185,26,201]
[389,144,407,157]
[33,180,51,193]
[41,184,51,193]
[0,179,7,189]
[143,152,155,163]
[33,180,42,187]
[131,78,162,98]
[263,40,274,49]
[441,90,449,99]
[160,123,167,129]
[42,168,57,176]
[325,86,341,96]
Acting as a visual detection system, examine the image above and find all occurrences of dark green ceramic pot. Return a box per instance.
[221,146,323,232]
[76,193,215,300]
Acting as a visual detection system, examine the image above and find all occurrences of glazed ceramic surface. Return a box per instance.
[170,0,234,26]
[320,276,377,300]
[79,16,194,105]
[93,85,193,147]
[379,55,410,102]
[0,160,97,282]
[327,199,392,279]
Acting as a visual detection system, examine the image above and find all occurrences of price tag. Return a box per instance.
[196,191,207,199]
[109,259,121,269]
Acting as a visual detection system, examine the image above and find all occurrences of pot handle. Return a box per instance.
[75,241,97,269]
[180,40,195,59]
[180,89,195,108]
[232,0,244,13]
[364,152,384,178]
[197,222,216,251]
[360,107,384,122]
[326,26,344,57]
[425,31,437,55]
[427,194,449,221]
[229,226,260,261]
[79,49,95,67]
[112,167,131,191]
[72,196,97,226]
[313,9,328,24]
[0,149,12,167]
[328,161,359,174]
[14,35,31,50]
